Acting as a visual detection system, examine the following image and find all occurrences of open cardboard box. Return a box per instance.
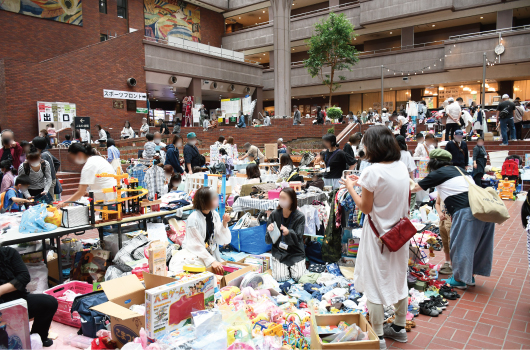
[91,273,177,347]
[310,313,379,349]
[205,261,254,288]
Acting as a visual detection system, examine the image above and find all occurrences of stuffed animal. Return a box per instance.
[232,287,258,302]
[220,286,240,302]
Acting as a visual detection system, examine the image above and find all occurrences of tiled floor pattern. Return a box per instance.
[43,200,530,349]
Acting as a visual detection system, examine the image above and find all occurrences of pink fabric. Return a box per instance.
[0,171,14,193]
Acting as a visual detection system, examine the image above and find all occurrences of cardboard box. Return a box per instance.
[264,143,278,159]
[144,272,215,340]
[310,313,379,350]
[205,261,254,288]
[91,273,177,347]
[484,132,493,141]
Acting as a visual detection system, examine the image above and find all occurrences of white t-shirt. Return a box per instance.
[397,116,408,125]
[79,156,117,201]
[445,102,461,124]
[413,142,435,158]
[400,150,416,173]
[354,161,410,305]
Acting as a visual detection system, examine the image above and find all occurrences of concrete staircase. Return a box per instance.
[56,172,81,197]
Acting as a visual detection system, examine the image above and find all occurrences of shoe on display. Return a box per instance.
[419,301,439,317]
[42,339,53,347]
[379,338,388,350]
[439,262,453,275]
[383,323,408,343]
[443,275,467,290]
[431,296,448,310]
[467,276,476,286]
[499,143,508,146]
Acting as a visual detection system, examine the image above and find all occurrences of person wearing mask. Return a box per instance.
[168,173,182,192]
[47,123,56,147]
[263,112,271,126]
[0,160,15,193]
[514,101,525,141]
[414,134,435,158]
[184,132,203,173]
[322,134,356,189]
[165,135,185,175]
[397,113,408,137]
[143,133,156,159]
[159,118,169,135]
[278,154,294,180]
[0,246,58,347]
[140,117,150,137]
[235,111,246,128]
[316,107,324,125]
[56,143,116,208]
[340,126,410,347]
[2,175,32,212]
[121,121,135,139]
[413,149,495,289]
[169,187,231,274]
[106,138,120,163]
[496,94,516,146]
[445,130,468,169]
[277,138,287,155]
[17,145,52,202]
[473,105,485,138]
[344,133,362,158]
[265,187,306,282]
[153,132,166,148]
[293,106,301,125]
[445,97,462,141]
[19,140,30,164]
[239,143,264,165]
[172,118,181,135]
[96,124,107,144]
[32,137,60,198]
[472,137,487,187]
[0,130,23,169]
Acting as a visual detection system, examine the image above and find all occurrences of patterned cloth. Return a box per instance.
[127,163,147,189]
[232,192,328,212]
[144,165,166,200]
[107,146,120,162]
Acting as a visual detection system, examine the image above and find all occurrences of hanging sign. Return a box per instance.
[103,89,147,101]
[74,116,91,130]
[136,107,148,114]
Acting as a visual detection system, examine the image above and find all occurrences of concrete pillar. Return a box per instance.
[401,26,414,48]
[252,87,263,121]
[269,50,274,69]
[186,78,202,106]
[271,0,292,118]
[497,9,513,29]
[329,0,339,9]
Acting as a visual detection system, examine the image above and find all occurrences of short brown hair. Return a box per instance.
[425,134,435,140]
[193,187,214,211]
[171,134,182,145]
[277,187,298,212]
[363,126,401,163]
[227,136,234,145]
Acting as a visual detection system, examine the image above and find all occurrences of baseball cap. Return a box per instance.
[455,129,464,136]
[187,132,196,138]
[447,97,455,102]
[502,94,510,99]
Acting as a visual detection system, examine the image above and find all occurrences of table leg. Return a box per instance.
[98,227,104,241]
[143,219,147,231]
[56,236,64,284]
[118,224,122,249]
[41,239,47,265]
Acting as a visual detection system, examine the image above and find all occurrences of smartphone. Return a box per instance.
[342,170,358,179]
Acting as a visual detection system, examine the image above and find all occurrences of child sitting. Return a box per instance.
[47,123,56,147]
[2,175,32,212]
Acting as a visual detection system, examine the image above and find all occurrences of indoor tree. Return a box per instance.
[304,12,359,107]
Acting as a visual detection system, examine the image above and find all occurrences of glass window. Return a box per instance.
[99,0,107,14]
[117,0,127,19]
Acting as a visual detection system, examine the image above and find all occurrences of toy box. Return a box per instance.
[268,188,281,200]
[145,271,215,340]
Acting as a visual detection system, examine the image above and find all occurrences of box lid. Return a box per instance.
[99,274,144,303]
[91,301,142,321]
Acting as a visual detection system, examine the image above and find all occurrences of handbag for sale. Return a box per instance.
[454,167,509,224]
[367,214,417,253]
[60,202,89,228]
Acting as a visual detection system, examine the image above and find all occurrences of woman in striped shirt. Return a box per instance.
[17,145,52,199]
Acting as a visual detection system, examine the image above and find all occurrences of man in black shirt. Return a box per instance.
[159,118,169,135]
[445,130,468,169]
[183,132,203,173]
[496,94,516,146]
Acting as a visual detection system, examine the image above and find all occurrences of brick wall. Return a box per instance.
[200,7,225,47]
[0,0,143,62]
[0,30,147,142]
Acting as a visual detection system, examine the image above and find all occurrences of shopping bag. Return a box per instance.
[19,204,57,233]
[70,250,111,283]
[230,222,271,255]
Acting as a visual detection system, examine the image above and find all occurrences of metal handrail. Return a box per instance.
[448,24,530,40]
[144,36,261,65]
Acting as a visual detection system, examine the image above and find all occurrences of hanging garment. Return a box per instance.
[322,189,342,263]
[340,192,357,227]
[144,165,166,200]
[300,205,320,236]
[127,163,147,189]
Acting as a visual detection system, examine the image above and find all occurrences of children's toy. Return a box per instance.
[498,178,516,200]
[220,286,241,302]
[233,287,258,302]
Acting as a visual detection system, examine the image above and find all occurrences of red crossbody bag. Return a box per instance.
[366,191,416,253]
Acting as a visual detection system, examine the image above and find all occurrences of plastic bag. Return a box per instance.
[26,262,48,293]
[167,218,186,246]
[44,206,62,226]
[230,223,271,255]
[192,309,229,350]
[19,204,57,233]
[31,334,43,350]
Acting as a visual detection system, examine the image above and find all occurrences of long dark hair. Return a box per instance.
[0,159,15,175]
[395,135,408,151]
[68,142,97,156]
[277,187,298,212]
[279,154,294,169]
[246,163,261,181]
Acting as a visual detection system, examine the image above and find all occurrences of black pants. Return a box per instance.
[473,172,484,187]
[476,129,483,138]
[515,122,522,140]
[3,293,58,342]
[400,124,407,136]
[446,123,460,140]
[28,188,44,197]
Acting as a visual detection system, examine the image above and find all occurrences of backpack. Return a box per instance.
[501,159,519,176]
[209,162,226,175]
[22,160,46,175]
[70,290,109,337]
[0,187,17,213]
[286,168,304,182]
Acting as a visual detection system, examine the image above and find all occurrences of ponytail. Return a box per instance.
[68,142,97,156]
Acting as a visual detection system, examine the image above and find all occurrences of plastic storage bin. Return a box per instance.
[44,281,93,327]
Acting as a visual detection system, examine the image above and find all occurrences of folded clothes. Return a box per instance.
[303,283,321,294]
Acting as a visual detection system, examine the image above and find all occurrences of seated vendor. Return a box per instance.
[0,246,58,347]
[265,187,306,282]
[169,187,231,275]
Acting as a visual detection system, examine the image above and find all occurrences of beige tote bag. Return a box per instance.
[455,167,510,224]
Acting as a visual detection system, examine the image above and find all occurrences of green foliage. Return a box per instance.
[327,126,335,135]
[304,12,359,106]
[326,106,343,121]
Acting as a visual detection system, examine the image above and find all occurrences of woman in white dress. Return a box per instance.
[341,126,410,349]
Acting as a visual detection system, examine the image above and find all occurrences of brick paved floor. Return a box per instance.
[387,200,530,350]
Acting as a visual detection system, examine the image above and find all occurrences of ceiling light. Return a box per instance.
[433,93,438,96]
[471,91,477,94]
[354,38,356,40]
[488,87,495,92]
[390,88,392,90]
[263,10,265,13]
[255,23,257,25]
[239,17,241,19]
[439,87,444,90]
[463,87,470,91]
[480,16,483,19]
[259,17,261,19]
[263,53,266,55]
[292,48,295,50]
[485,83,489,88]
[460,85,463,88]
[432,24,435,27]
[477,81,480,82]
[390,32,392,34]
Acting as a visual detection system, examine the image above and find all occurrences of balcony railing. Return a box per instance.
[448,24,530,41]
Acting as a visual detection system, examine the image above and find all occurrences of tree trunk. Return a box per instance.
[328,68,334,109]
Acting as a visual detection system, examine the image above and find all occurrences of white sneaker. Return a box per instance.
[379,338,388,350]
